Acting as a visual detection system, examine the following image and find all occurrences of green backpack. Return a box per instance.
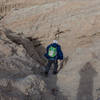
[48,46,57,57]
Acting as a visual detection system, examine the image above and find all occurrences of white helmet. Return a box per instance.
[53,40,58,44]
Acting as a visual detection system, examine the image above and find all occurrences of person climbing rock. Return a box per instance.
[44,40,63,76]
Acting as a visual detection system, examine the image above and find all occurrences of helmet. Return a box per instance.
[53,40,58,44]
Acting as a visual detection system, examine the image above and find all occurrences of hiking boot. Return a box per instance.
[44,72,48,77]
[53,71,58,75]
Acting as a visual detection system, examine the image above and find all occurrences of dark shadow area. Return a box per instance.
[4,28,46,65]
[3,28,68,100]
[42,73,68,100]
[77,62,97,100]
[0,15,4,20]
[27,37,47,65]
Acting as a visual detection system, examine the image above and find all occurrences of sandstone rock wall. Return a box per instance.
[0,28,49,100]
[1,0,100,55]
[1,0,100,100]
[0,0,58,16]
[0,26,67,100]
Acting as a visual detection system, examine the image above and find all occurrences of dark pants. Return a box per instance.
[45,60,58,73]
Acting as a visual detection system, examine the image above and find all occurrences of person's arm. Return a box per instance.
[58,45,63,60]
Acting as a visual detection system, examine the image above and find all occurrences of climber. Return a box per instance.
[44,40,63,76]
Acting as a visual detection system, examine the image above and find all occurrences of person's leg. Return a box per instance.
[53,60,58,74]
[45,60,52,75]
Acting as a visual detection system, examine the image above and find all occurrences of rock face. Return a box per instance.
[1,0,100,54]
[0,0,100,100]
[0,29,54,100]
[0,0,58,16]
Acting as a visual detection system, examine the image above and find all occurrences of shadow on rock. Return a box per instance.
[4,28,46,65]
[42,70,68,100]
[77,62,97,100]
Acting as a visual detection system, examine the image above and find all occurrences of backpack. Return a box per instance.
[48,46,57,57]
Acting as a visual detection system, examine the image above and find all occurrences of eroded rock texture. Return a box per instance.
[1,0,100,100]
